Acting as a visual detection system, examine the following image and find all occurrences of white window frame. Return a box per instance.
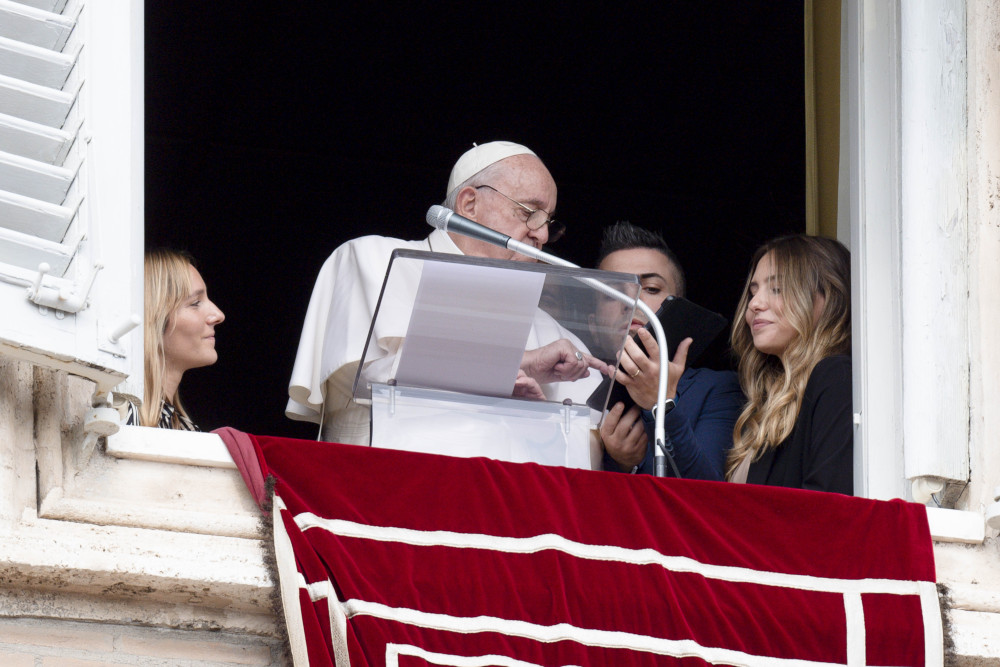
[843,0,907,502]
[844,0,983,543]
[0,0,144,400]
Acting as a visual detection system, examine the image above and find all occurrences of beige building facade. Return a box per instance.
[0,1,999,664]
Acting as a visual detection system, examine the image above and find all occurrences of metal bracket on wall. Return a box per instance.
[26,261,102,317]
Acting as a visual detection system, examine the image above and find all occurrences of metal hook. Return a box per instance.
[108,314,141,343]
[27,262,51,300]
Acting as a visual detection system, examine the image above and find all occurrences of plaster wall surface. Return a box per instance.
[966,0,1000,516]
[926,5,1000,661]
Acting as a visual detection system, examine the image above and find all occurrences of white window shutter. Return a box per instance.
[0,0,143,398]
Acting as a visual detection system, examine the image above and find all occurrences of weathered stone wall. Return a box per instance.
[0,617,285,666]
[0,358,286,665]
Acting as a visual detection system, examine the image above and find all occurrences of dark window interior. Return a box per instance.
[145,4,804,437]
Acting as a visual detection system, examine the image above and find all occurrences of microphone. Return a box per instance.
[427,205,558,265]
[427,205,512,249]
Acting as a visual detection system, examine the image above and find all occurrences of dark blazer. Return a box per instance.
[602,366,745,480]
[747,354,853,494]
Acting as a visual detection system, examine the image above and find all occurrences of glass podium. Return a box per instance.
[352,249,638,470]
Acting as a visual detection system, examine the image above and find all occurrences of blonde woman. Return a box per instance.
[124,249,225,430]
[728,235,852,494]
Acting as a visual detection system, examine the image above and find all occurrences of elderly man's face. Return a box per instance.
[454,154,558,261]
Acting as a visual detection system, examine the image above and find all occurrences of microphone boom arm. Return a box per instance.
[506,239,673,478]
[427,204,673,477]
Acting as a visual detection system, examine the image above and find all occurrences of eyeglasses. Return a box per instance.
[475,185,566,242]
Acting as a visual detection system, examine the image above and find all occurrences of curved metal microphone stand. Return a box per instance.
[503,239,675,478]
[426,204,677,477]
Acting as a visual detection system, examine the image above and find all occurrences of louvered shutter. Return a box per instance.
[0,0,142,397]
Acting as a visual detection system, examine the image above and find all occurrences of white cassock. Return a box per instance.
[287,229,600,445]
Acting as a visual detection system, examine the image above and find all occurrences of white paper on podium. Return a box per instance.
[394,261,545,396]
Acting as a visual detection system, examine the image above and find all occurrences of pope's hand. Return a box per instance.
[520,339,611,384]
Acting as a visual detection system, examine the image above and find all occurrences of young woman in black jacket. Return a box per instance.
[727,235,853,494]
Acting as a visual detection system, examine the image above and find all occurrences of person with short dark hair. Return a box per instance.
[595,222,687,298]
[592,221,744,478]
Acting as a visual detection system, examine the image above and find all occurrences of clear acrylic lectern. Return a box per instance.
[352,249,638,470]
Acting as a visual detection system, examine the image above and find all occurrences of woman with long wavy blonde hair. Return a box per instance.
[727,235,852,494]
[124,249,225,429]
